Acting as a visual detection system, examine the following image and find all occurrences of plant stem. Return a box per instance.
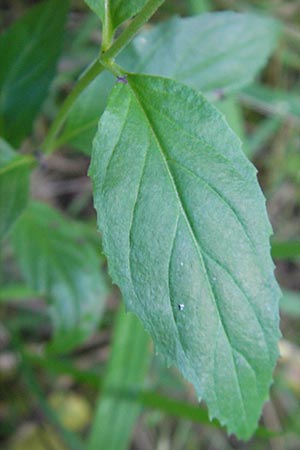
[42,0,165,153]
[101,0,113,51]
[42,59,105,153]
[102,0,165,61]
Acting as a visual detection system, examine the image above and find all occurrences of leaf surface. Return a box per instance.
[12,202,108,353]
[85,0,147,29]
[119,12,280,96]
[58,12,279,153]
[0,139,34,239]
[0,0,68,146]
[89,74,281,439]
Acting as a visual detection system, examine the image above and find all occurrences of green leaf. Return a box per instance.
[89,74,281,439]
[0,139,34,239]
[58,12,279,154]
[119,12,280,96]
[11,201,108,353]
[87,305,151,450]
[85,0,147,30]
[0,0,68,146]
[57,71,115,154]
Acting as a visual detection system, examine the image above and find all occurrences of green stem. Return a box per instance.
[102,0,165,61]
[42,0,165,153]
[101,0,113,51]
[101,59,126,77]
[42,59,105,153]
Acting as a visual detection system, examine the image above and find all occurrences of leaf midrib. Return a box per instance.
[127,79,251,428]
[138,93,273,355]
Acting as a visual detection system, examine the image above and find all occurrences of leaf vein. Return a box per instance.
[128,81,251,426]
[101,94,132,190]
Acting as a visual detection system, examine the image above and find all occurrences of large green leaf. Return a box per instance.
[85,0,147,29]
[87,305,151,450]
[58,12,279,153]
[0,0,68,146]
[89,74,281,439]
[0,139,34,239]
[119,12,280,97]
[12,202,108,353]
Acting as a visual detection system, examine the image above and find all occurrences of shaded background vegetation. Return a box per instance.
[0,0,300,449]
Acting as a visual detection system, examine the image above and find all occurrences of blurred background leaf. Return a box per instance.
[0,138,35,239]
[58,11,280,153]
[11,201,108,353]
[0,0,69,147]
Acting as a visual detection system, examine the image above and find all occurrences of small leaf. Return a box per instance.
[85,0,147,30]
[119,12,280,96]
[12,201,108,353]
[89,74,281,439]
[0,0,68,146]
[0,139,34,239]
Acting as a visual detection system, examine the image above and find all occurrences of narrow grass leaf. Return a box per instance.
[87,305,151,450]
